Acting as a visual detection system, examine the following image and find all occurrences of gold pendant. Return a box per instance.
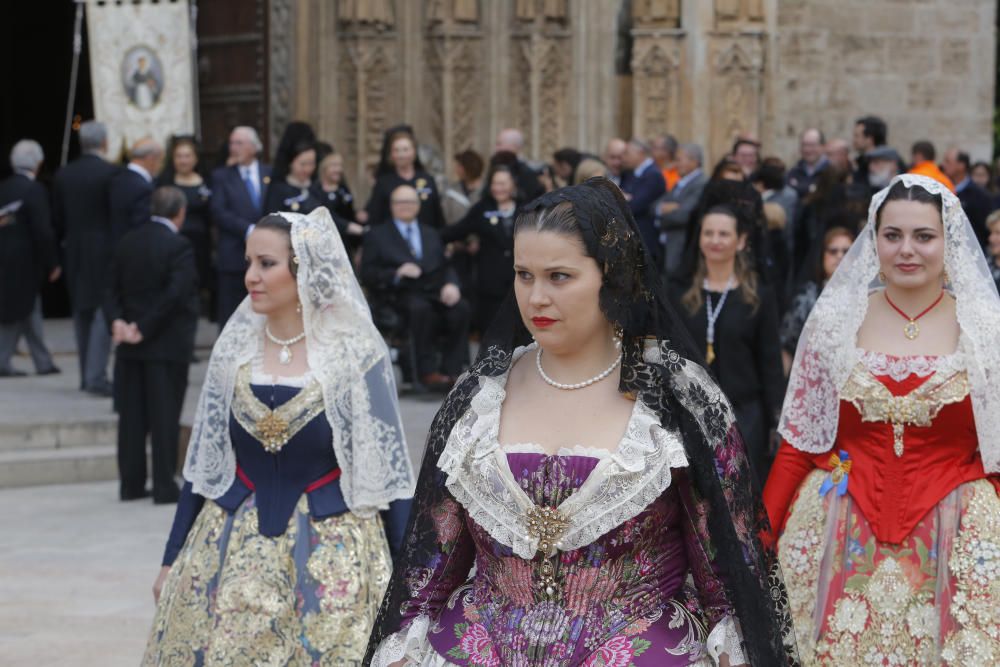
[526,506,569,600]
[706,342,716,364]
[903,320,919,340]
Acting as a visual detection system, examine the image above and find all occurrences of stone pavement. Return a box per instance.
[0,318,446,666]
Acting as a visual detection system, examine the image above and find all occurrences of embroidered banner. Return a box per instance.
[85,0,194,158]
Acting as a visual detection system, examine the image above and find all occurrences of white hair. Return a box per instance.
[10,139,44,172]
[79,121,107,154]
[233,126,263,153]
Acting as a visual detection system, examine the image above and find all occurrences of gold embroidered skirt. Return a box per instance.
[778,471,1000,666]
[143,494,391,666]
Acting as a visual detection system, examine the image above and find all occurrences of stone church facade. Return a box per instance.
[265,0,995,196]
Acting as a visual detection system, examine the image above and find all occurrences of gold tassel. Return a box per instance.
[706,342,716,365]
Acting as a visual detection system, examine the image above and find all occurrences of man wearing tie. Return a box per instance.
[210,126,271,328]
[361,185,470,389]
[105,186,198,503]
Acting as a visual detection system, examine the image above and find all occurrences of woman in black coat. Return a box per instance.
[669,204,784,487]
[364,129,444,229]
[440,165,519,333]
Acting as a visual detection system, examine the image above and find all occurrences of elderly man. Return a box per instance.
[602,138,626,186]
[106,186,198,503]
[494,128,544,201]
[656,143,708,275]
[943,148,993,244]
[53,120,119,396]
[825,138,852,174]
[0,140,60,377]
[787,128,828,198]
[210,126,272,328]
[110,137,162,240]
[361,185,470,389]
[619,138,667,263]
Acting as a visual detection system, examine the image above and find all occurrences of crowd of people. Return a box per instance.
[3,112,1000,665]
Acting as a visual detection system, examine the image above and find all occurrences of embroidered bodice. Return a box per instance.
[376,346,743,666]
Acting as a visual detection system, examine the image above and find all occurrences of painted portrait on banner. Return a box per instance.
[122,46,164,110]
[86,0,194,155]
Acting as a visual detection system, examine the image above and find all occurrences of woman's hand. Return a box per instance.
[153,565,171,602]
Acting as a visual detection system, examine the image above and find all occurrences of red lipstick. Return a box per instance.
[531,317,557,328]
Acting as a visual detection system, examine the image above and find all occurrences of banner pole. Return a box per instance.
[61,0,86,167]
[189,0,201,141]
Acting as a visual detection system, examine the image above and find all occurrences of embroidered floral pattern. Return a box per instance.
[780,475,1000,666]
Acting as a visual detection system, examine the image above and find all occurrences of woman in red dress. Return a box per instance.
[764,174,1000,665]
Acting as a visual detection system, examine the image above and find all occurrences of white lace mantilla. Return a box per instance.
[437,344,690,560]
[781,174,1000,473]
[857,347,965,383]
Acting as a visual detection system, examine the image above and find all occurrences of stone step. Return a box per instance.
[0,444,118,488]
[0,418,118,452]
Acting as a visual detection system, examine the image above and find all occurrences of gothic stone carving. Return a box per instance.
[632,0,680,28]
[630,37,683,140]
[709,37,765,160]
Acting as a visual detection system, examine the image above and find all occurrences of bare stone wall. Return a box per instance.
[768,0,996,163]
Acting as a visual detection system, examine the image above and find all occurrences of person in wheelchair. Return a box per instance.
[361,185,471,390]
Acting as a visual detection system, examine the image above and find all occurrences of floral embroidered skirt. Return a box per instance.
[778,471,1000,666]
[143,495,391,666]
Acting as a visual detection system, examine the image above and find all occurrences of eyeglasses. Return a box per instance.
[391,199,420,205]
[825,247,850,256]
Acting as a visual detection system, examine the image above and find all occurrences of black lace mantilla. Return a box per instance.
[364,178,799,666]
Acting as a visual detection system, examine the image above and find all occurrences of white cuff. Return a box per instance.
[370,615,431,667]
[706,615,746,666]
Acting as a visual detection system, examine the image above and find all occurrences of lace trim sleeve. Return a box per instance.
[706,615,747,666]
[370,615,432,667]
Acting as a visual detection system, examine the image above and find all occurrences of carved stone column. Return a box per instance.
[630,0,685,142]
[425,2,485,164]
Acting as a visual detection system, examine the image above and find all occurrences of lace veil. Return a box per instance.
[183,206,415,511]
[366,178,799,665]
[780,174,1000,473]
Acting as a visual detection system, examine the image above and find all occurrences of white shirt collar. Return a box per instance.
[128,162,153,183]
[14,168,35,181]
[239,160,260,181]
[151,216,179,233]
[633,157,655,178]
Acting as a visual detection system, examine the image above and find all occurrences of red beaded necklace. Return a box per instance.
[883,289,945,340]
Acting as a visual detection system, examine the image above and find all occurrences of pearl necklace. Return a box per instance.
[265,325,306,365]
[535,347,622,390]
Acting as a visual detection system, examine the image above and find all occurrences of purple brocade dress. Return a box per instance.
[424,451,716,666]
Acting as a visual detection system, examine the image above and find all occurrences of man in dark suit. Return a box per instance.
[210,126,271,329]
[52,120,119,396]
[943,148,994,246]
[105,186,198,503]
[109,137,162,241]
[361,185,470,388]
[619,138,667,264]
[656,143,708,276]
[0,140,61,377]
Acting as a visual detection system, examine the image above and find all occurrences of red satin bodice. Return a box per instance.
[765,370,997,544]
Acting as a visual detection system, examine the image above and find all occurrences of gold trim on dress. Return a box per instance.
[231,364,325,454]
[840,365,969,457]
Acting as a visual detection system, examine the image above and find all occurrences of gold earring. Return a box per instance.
[296,301,302,314]
[942,269,950,284]
[878,271,887,283]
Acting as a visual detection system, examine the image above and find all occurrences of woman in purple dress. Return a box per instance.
[366,178,798,666]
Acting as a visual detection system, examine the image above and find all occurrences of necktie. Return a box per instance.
[404,224,421,260]
[242,168,260,211]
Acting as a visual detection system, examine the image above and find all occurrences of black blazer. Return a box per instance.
[210,163,272,273]
[52,153,120,311]
[0,174,58,323]
[360,220,458,301]
[364,170,445,230]
[440,199,517,298]
[109,167,153,242]
[105,220,198,363]
[957,181,994,246]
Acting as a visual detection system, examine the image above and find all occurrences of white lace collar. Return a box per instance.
[437,344,689,559]
[856,347,965,383]
[501,442,614,460]
[249,353,315,388]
